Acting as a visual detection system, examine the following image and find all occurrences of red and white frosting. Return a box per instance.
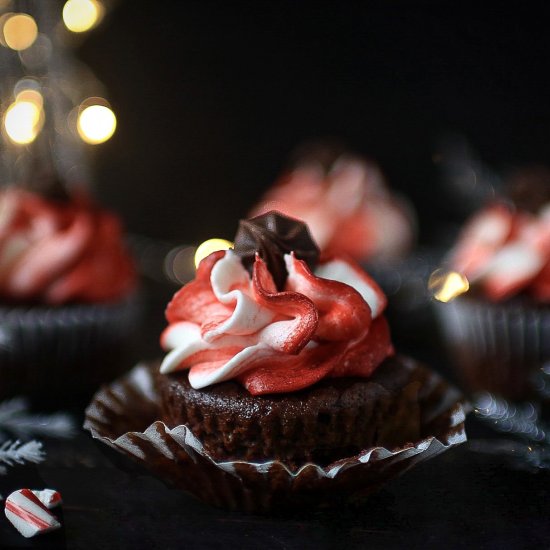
[251,158,414,262]
[0,189,136,304]
[450,202,550,302]
[161,249,393,395]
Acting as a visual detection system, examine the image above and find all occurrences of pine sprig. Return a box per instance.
[0,440,45,474]
[0,397,76,441]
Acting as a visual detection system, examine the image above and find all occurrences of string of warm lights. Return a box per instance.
[0,5,474,303]
[0,0,116,159]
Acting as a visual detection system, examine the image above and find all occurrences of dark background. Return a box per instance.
[4,6,550,547]
[79,1,550,244]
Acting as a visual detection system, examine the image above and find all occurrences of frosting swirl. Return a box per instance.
[0,189,136,304]
[160,248,393,395]
[450,202,550,302]
[251,154,414,262]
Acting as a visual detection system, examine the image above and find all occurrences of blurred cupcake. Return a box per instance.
[85,212,466,512]
[251,143,415,264]
[0,186,139,405]
[435,172,550,400]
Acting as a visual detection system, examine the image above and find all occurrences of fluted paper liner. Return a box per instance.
[436,297,550,400]
[84,360,467,513]
[0,293,141,404]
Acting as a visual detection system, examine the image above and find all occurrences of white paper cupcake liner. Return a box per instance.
[435,297,550,400]
[84,360,467,513]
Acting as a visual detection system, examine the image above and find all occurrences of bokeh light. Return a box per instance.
[428,268,470,303]
[77,103,116,144]
[4,97,44,144]
[18,33,53,70]
[2,13,38,51]
[194,239,233,268]
[15,88,43,108]
[62,0,103,33]
[164,246,197,285]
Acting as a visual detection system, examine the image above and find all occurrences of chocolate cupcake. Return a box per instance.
[435,198,550,400]
[156,212,462,467]
[157,212,412,458]
[0,187,139,405]
[85,212,466,512]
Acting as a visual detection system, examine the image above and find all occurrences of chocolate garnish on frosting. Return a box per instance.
[234,211,320,289]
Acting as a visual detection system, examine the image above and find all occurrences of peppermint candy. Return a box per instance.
[31,489,62,509]
[4,488,61,538]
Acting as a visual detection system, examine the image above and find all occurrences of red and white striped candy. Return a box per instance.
[31,489,62,509]
[5,488,61,538]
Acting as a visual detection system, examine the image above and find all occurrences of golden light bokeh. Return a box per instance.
[2,13,38,51]
[77,104,116,144]
[164,246,197,285]
[15,88,43,108]
[428,268,470,303]
[62,0,103,33]
[4,99,43,144]
[194,239,234,268]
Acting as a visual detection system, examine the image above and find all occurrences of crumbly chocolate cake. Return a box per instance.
[156,355,424,467]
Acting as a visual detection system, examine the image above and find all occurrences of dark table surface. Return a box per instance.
[1,280,549,550]
[1,426,549,550]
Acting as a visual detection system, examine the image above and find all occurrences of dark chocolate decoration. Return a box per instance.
[233,211,319,290]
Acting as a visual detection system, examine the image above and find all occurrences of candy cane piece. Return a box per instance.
[31,489,62,509]
[5,489,61,538]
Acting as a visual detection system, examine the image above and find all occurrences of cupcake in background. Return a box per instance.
[435,166,550,401]
[250,143,416,264]
[0,182,139,406]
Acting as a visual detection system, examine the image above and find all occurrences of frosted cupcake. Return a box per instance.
[436,199,550,400]
[0,187,138,405]
[84,212,466,513]
[251,147,415,263]
[157,212,421,467]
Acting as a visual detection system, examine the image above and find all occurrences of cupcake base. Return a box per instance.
[435,296,550,401]
[0,293,142,408]
[157,356,424,468]
[84,359,466,513]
